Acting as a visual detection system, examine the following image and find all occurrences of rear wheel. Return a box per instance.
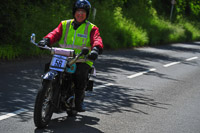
[34,80,54,128]
[67,109,77,117]
[65,96,77,117]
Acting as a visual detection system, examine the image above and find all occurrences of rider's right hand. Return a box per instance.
[38,38,50,47]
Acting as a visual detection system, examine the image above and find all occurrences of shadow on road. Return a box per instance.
[154,42,200,54]
[0,58,48,119]
[34,115,103,133]
[85,84,170,115]
[33,84,169,133]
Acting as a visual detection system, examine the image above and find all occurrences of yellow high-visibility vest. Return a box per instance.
[59,19,95,67]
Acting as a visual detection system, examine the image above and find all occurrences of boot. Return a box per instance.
[75,90,86,112]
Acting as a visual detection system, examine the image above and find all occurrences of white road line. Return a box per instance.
[0,108,28,121]
[127,56,199,79]
[127,68,156,79]
[163,62,181,67]
[94,83,114,90]
[186,56,198,61]
[85,83,114,97]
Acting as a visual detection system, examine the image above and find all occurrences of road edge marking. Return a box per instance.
[127,68,156,79]
[186,56,198,61]
[94,83,114,90]
[0,108,28,121]
[163,62,181,67]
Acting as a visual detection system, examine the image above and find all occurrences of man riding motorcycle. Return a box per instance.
[38,0,103,112]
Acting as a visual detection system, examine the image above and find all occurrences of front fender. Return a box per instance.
[42,70,58,80]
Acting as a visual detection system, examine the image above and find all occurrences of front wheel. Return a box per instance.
[34,80,54,128]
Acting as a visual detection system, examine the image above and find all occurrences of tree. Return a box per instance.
[176,0,200,20]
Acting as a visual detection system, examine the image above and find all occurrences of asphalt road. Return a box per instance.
[0,42,200,133]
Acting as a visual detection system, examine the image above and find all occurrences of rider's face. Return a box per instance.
[75,9,87,23]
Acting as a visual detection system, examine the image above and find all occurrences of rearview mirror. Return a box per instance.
[31,33,36,43]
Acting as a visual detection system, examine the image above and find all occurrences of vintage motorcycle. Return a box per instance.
[30,33,95,128]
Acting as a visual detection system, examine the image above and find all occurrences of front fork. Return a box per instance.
[42,70,63,112]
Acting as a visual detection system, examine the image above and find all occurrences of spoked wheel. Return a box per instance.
[34,80,54,128]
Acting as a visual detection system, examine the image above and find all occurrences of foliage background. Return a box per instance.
[0,0,200,60]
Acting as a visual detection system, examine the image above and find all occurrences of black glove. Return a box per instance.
[38,38,50,47]
[88,47,99,61]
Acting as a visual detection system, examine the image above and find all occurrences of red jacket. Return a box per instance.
[44,21,103,51]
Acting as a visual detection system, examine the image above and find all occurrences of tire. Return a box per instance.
[66,96,77,117]
[34,80,54,128]
[67,109,77,117]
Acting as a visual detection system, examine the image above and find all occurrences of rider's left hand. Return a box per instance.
[88,47,99,61]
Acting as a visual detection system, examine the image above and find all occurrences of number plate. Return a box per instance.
[50,54,67,72]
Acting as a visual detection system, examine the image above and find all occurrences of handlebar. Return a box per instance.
[30,33,91,67]
[30,33,51,50]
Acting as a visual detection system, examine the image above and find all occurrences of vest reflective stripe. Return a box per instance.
[64,20,71,45]
[83,22,90,46]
